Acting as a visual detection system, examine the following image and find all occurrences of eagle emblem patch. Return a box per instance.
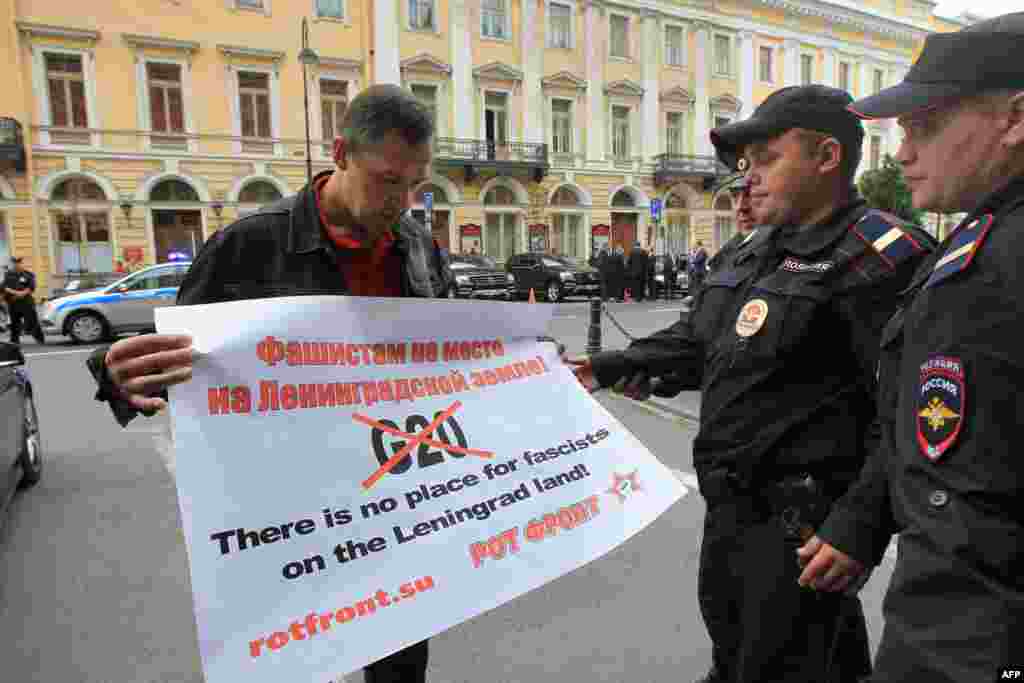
[916,355,965,462]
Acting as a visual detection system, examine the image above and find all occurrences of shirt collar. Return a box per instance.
[777,198,866,257]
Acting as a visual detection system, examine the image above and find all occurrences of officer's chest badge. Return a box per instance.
[917,355,965,462]
[736,299,768,337]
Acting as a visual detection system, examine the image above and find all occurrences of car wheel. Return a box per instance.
[67,311,109,344]
[546,280,563,303]
[17,392,42,490]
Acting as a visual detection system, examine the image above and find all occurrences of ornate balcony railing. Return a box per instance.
[434,138,549,181]
[654,153,731,187]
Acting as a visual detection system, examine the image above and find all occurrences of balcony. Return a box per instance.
[0,118,26,172]
[654,153,731,189]
[434,138,549,183]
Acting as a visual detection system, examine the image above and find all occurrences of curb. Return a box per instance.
[648,397,701,422]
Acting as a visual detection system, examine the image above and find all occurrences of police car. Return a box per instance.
[40,261,191,344]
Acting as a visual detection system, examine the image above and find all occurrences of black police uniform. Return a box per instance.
[2,266,44,345]
[707,229,758,276]
[817,178,1024,683]
[590,201,935,683]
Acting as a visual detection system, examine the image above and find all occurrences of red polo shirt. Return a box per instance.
[315,176,402,297]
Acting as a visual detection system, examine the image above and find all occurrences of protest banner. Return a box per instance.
[156,297,686,682]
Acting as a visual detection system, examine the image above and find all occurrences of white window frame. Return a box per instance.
[313,0,345,21]
[32,46,100,148]
[608,101,634,160]
[873,67,884,95]
[758,45,774,83]
[405,0,440,34]
[838,60,851,92]
[549,97,574,156]
[234,0,272,17]
[136,56,196,153]
[480,0,511,41]
[870,134,882,169]
[408,80,447,139]
[800,52,815,86]
[545,0,576,49]
[479,87,513,144]
[713,32,734,77]
[316,76,349,157]
[665,110,685,155]
[314,66,362,158]
[663,22,686,67]
[609,12,631,61]
[227,64,282,157]
[549,211,586,259]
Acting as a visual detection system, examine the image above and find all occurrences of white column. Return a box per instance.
[783,39,799,87]
[694,22,710,155]
[585,1,606,161]
[521,0,543,143]
[822,49,836,88]
[739,31,754,118]
[641,11,660,160]
[859,61,872,99]
[374,0,401,84]
[450,0,474,137]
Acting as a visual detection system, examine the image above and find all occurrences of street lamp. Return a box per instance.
[298,18,320,185]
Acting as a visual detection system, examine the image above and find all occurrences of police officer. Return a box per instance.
[707,175,758,275]
[571,85,936,683]
[798,13,1024,683]
[2,256,45,345]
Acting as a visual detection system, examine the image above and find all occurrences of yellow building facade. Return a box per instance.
[0,0,971,294]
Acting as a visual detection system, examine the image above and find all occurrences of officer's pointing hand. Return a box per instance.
[105,334,195,415]
[796,535,866,593]
[614,371,652,401]
[567,357,601,393]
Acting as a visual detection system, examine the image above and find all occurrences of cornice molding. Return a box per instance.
[604,79,645,97]
[710,93,743,113]
[541,71,588,91]
[17,22,100,44]
[400,53,452,75]
[660,85,695,105]
[217,45,286,62]
[473,61,524,82]
[319,56,365,72]
[122,34,200,54]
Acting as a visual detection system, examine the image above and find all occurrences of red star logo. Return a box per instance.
[607,470,643,503]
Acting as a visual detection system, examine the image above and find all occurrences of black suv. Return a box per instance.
[506,253,601,302]
[446,254,516,299]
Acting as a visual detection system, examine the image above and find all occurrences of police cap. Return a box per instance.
[710,85,864,172]
[850,12,1024,119]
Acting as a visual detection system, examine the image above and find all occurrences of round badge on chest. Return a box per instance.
[736,299,768,337]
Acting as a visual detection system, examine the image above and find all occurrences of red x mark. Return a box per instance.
[354,400,494,490]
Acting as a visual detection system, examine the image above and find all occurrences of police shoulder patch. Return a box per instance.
[916,355,965,462]
[852,210,927,270]
[924,214,994,289]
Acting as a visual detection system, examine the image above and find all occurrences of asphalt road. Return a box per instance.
[0,299,898,683]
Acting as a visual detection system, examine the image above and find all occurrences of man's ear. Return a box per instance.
[1002,92,1024,149]
[817,137,842,175]
[333,137,346,169]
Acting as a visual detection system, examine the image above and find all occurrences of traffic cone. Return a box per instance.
[528,288,536,303]
[624,288,633,303]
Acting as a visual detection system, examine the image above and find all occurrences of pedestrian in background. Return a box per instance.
[606,244,626,301]
[707,176,758,275]
[626,240,649,302]
[688,240,708,292]
[799,12,1024,683]
[571,84,936,683]
[2,256,45,346]
[85,84,447,683]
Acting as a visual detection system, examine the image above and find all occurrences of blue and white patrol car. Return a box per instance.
[40,261,191,344]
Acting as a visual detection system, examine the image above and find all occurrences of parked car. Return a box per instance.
[0,341,42,519]
[48,272,124,301]
[505,253,601,302]
[446,255,516,300]
[40,261,191,344]
[650,255,690,298]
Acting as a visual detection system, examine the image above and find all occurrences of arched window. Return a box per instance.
[415,184,448,204]
[484,186,517,205]
[150,179,199,202]
[51,178,106,201]
[238,180,283,204]
[611,189,636,207]
[551,186,581,206]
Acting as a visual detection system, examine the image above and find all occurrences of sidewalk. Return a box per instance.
[650,391,701,422]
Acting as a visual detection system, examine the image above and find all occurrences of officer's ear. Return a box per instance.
[333,137,347,170]
[814,136,842,176]
[1001,91,1024,150]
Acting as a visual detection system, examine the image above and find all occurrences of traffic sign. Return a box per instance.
[650,198,662,221]
[423,192,433,210]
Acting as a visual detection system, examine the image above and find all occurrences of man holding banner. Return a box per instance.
[86,84,445,683]
[572,85,936,683]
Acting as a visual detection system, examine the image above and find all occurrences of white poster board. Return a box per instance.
[157,297,685,682]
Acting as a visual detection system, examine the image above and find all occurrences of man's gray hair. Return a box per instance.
[339,84,434,153]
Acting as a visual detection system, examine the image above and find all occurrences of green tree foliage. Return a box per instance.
[858,154,925,225]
